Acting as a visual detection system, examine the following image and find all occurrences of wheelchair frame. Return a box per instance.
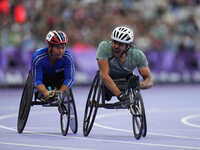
[83,71,147,139]
[17,72,78,136]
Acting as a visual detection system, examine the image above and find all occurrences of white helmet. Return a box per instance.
[111,26,134,44]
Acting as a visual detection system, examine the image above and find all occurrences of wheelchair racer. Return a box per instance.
[31,30,75,101]
[96,26,153,102]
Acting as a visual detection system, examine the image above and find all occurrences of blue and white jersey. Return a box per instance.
[31,47,75,88]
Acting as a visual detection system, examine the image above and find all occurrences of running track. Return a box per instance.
[0,84,200,150]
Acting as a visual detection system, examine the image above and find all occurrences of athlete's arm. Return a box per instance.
[97,59,121,96]
[59,85,68,93]
[31,56,51,97]
[138,66,153,89]
[37,84,51,98]
[61,53,75,92]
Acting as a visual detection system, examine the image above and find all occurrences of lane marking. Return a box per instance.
[0,114,17,120]
[94,122,200,140]
[1,112,200,150]
[95,112,200,140]
[2,127,200,150]
[0,113,94,150]
[0,141,93,150]
[74,137,200,150]
[181,114,200,128]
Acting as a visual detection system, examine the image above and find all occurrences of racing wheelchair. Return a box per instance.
[83,71,147,140]
[17,72,78,136]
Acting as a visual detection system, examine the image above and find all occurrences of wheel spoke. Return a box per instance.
[130,89,147,140]
[83,74,101,136]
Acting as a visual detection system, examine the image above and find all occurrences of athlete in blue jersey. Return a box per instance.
[31,30,75,101]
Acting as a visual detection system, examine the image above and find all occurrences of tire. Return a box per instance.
[68,88,78,134]
[17,72,34,133]
[83,74,101,136]
[142,103,147,137]
[129,89,146,139]
[60,103,70,136]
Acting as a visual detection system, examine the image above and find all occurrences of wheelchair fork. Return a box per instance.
[57,91,68,115]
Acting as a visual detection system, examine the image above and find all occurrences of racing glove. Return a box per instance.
[117,92,129,102]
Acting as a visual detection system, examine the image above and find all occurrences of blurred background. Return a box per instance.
[0,0,200,87]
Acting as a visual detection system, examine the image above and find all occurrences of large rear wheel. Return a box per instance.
[17,72,34,133]
[83,75,101,136]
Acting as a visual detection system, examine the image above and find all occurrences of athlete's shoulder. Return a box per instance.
[32,47,48,57]
[64,49,73,57]
[32,47,48,62]
[129,45,145,55]
[64,49,73,61]
[64,49,72,55]
[97,40,112,60]
[98,40,112,49]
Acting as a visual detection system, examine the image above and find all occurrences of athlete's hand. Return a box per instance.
[128,75,139,89]
[41,90,56,101]
[117,92,129,102]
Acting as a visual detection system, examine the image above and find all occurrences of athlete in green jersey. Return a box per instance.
[96,26,153,101]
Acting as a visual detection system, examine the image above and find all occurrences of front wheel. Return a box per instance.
[68,88,78,134]
[129,89,146,139]
[60,103,70,136]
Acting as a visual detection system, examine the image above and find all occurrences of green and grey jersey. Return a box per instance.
[96,41,148,78]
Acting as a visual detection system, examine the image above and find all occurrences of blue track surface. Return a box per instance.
[0,84,200,150]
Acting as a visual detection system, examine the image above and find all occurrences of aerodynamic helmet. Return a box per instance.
[111,26,134,44]
[46,30,68,45]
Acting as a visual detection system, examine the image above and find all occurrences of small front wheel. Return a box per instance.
[68,89,78,134]
[60,104,70,136]
[129,89,146,140]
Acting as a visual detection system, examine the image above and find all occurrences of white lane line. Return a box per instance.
[76,137,200,150]
[94,122,200,140]
[181,114,200,128]
[0,114,17,131]
[0,114,17,120]
[2,128,200,150]
[0,113,94,150]
[95,112,200,140]
[1,113,200,150]
[0,141,93,150]
[0,125,16,131]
